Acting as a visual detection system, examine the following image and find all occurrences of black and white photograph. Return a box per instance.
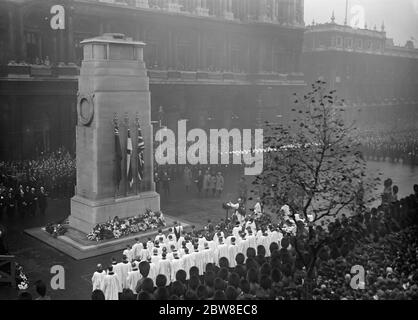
[0,0,417,306]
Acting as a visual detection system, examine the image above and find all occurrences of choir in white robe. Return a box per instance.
[158,258,172,284]
[155,233,166,243]
[103,273,120,300]
[192,250,205,276]
[271,230,283,248]
[166,251,175,261]
[247,233,257,249]
[131,242,143,260]
[254,202,262,218]
[178,247,187,258]
[227,243,239,267]
[260,234,271,257]
[148,261,159,284]
[212,232,224,245]
[215,242,229,266]
[207,240,216,253]
[167,239,177,252]
[246,221,257,235]
[225,235,233,246]
[151,253,161,265]
[182,252,195,279]
[232,225,242,239]
[201,247,213,269]
[112,263,123,292]
[139,247,150,261]
[185,241,194,253]
[123,248,133,262]
[256,233,264,250]
[115,261,131,290]
[198,237,205,251]
[170,257,183,283]
[238,236,249,256]
[126,269,142,293]
[91,270,106,292]
[153,246,163,256]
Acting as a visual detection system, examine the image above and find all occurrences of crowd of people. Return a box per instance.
[154,165,228,199]
[80,183,418,300]
[0,148,75,209]
[0,184,48,220]
[357,130,418,164]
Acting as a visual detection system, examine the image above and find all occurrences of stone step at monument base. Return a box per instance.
[24,215,191,260]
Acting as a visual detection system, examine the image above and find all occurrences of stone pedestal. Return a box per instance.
[70,192,160,234]
[69,33,160,234]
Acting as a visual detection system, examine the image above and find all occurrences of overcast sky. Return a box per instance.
[305,0,418,45]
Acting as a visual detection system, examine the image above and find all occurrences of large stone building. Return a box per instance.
[0,0,306,159]
[302,15,418,131]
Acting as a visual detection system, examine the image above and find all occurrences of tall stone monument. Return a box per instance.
[69,33,160,234]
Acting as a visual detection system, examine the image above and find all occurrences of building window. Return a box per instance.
[356,39,363,50]
[25,32,40,64]
[346,38,353,49]
[336,36,343,47]
[366,40,372,50]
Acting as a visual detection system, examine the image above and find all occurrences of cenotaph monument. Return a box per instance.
[69,33,160,234]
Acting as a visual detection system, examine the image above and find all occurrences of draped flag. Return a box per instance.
[137,118,145,182]
[127,128,133,188]
[114,121,122,189]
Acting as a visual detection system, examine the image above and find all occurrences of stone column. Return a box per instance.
[17,8,27,62]
[8,7,16,61]
[67,8,75,63]
[70,34,160,233]
[227,0,232,12]
[221,0,227,13]
[272,0,278,21]
[197,31,207,70]
[259,0,267,20]
[223,34,230,71]
[58,29,66,63]
[258,39,265,73]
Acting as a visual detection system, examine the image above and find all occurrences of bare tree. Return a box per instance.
[253,81,377,222]
[251,81,379,298]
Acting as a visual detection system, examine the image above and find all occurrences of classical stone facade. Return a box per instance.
[302,18,418,131]
[0,0,305,159]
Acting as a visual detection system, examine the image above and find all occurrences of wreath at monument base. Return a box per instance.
[87,209,166,242]
[45,223,67,238]
[16,263,29,290]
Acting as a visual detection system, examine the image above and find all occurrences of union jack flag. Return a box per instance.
[137,119,145,182]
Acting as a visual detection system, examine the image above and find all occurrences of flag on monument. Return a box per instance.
[114,122,122,189]
[137,119,145,182]
[127,128,133,187]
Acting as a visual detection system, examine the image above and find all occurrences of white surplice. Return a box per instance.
[91,270,106,292]
[126,269,142,293]
[103,273,120,300]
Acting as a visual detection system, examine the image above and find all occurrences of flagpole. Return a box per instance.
[124,113,129,197]
[135,113,140,196]
[113,116,118,199]
[113,113,121,199]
